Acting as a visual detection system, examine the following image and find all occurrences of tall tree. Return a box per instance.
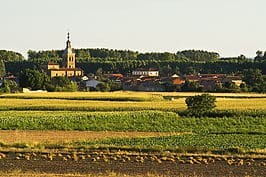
[255,50,264,62]
[0,50,24,62]
[0,60,5,78]
[242,69,266,93]
[19,69,50,90]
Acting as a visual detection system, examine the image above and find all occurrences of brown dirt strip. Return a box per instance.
[0,172,164,177]
[0,158,265,177]
[0,130,188,144]
[0,174,163,177]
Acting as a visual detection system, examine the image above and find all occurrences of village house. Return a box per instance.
[184,74,244,91]
[85,79,102,89]
[222,76,244,87]
[122,76,163,91]
[161,74,185,85]
[104,73,123,83]
[132,68,159,77]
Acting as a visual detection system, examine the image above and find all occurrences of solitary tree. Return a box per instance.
[185,94,216,117]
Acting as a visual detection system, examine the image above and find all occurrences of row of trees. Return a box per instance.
[77,60,266,76]
[0,49,259,64]
[4,59,266,77]
[1,49,264,77]
[27,49,220,63]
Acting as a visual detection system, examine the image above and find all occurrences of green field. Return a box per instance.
[0,111,265,134]
[73,134,266,154]
[0,92,265,155]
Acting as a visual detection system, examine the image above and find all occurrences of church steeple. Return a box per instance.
[63,32,75,69]
[66,32,71,49]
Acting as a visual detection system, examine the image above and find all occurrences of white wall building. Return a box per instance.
[132,69,159,77]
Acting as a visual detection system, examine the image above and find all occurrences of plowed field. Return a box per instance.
[0,151,265,177]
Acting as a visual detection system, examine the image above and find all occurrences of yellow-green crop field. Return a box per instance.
[1,92,266,111]
[0,91,265,155]
[0,91,265,176]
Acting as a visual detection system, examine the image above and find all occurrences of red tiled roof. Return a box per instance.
[105,74,123,77]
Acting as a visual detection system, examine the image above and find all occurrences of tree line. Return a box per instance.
[5,59,265,76]
[26,48,220,63]
[1,48,266,77]
[1,48,266,93]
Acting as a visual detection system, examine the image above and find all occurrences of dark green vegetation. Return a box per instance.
[0,59,5,78]
[73,134,266,154]
[26,49,219,62]
[19,69,50,90]
[185,94,216,117]
[0,50,24,62]
[19,69,77,92]
[1,49,266,76]
[0,111,265,134]
[242,69,266,93]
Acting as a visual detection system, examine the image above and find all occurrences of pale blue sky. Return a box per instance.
[0,0,265,58]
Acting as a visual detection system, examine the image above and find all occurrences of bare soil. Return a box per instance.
[0,151,265,177]
[0,130,186,144]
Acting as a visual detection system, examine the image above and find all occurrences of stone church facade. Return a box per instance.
[46,33,83,78]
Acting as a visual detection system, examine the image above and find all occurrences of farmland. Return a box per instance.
[0,92,265,176]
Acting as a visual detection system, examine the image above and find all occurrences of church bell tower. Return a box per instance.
[62,32,75,69]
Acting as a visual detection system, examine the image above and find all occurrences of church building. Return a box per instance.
[46,33,83,78]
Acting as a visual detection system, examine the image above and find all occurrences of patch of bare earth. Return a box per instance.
[0,172,165,177]
[0,153,265,177]
[0,130,188,144]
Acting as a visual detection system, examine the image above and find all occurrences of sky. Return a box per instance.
[0,0,266,58]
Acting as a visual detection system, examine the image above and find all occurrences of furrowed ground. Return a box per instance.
[0,92,265,177]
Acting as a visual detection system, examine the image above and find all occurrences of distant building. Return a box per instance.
[46,33,83,78]
[122,76,164,91]
[85,79,102,89]
[172,78,185,85]
[132,68,159,77]
[104,73,123,83]
[222,76,244,87]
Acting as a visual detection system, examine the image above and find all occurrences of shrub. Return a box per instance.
[96,83,110,92]
[185,94,216,117]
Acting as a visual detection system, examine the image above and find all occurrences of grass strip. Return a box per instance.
[72,134,266,154]
[0,111,265,134]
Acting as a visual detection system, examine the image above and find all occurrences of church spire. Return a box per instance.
[66,32,71,49]
[63,32,75,69]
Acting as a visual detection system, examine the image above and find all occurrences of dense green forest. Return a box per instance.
[0,50,24,62]
[26,49,219,62]
[1,48,266,76]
